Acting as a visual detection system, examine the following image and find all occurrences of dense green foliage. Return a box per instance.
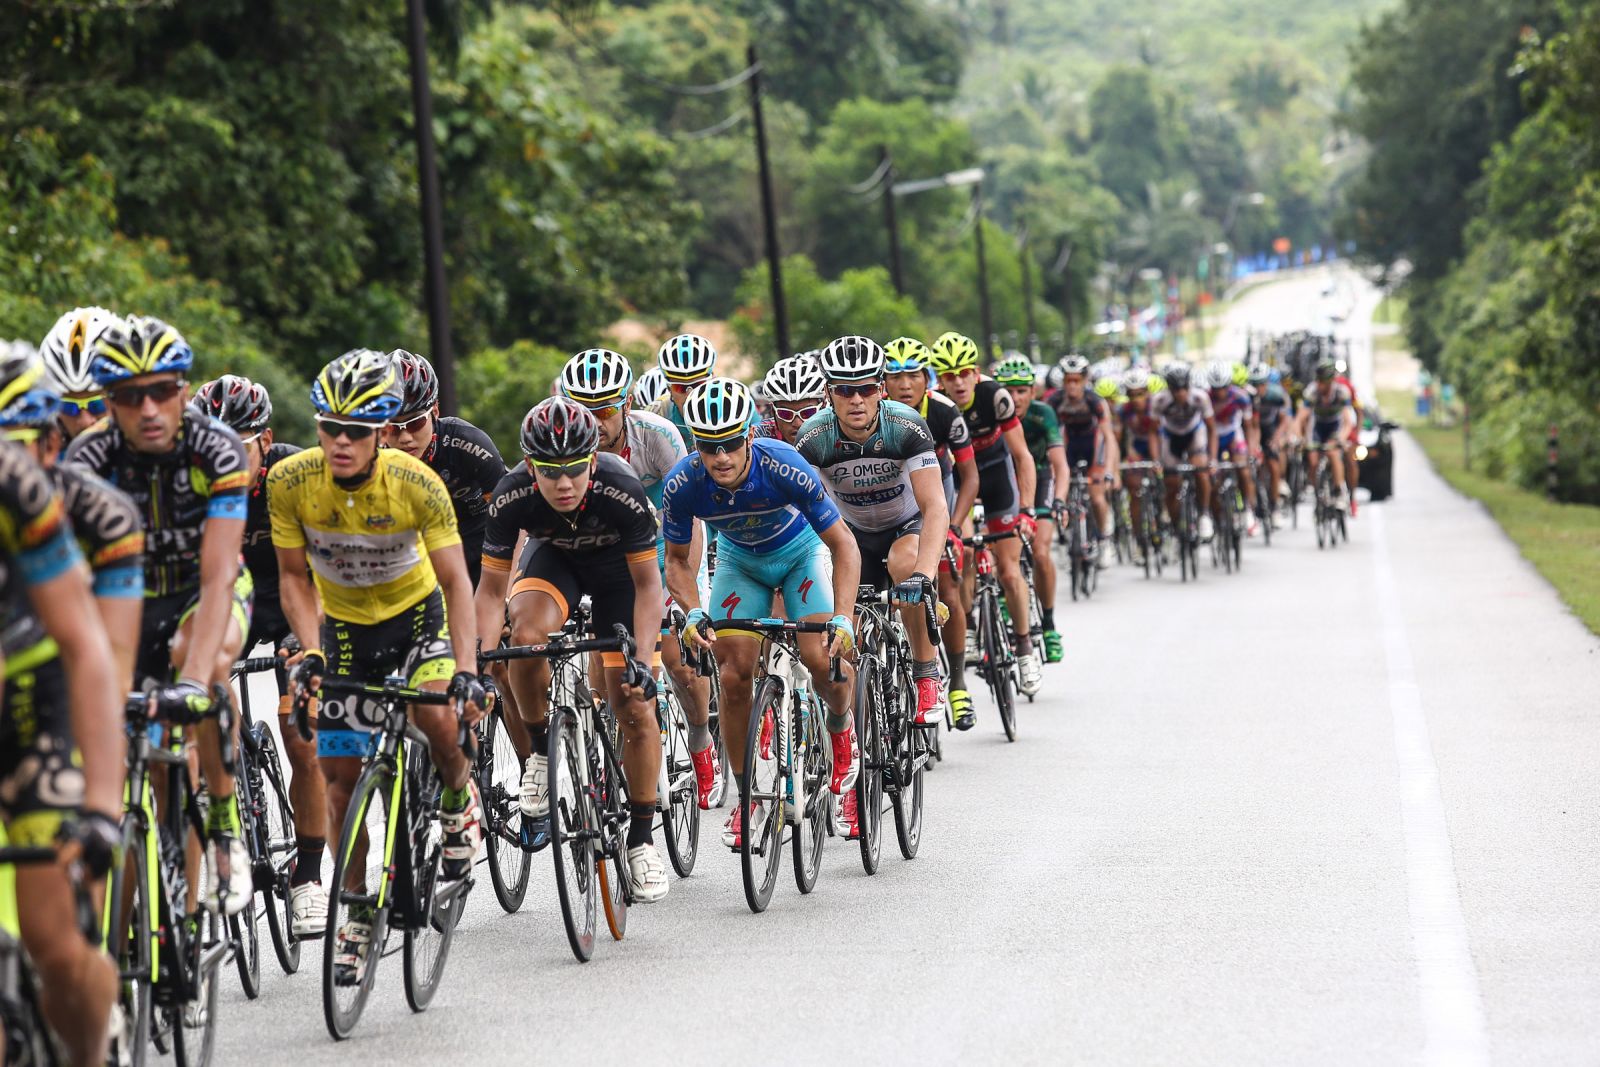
[1345,0,1600,501]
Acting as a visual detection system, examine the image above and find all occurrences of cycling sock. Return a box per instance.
[688,722,713,752]
[440,783,471,812]
[292,836,326,886]
[824,710,851,734]
[1011,631,1033,657]
[206,793,240,836]
[948,649,967,692]
[733,772,747,802]
[1041,608,1055,631]
[627,802,655,848]
[529,722,549,754]
[912,659,940,681]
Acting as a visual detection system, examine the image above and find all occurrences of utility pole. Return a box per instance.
[879,145,905,296]
[404,0,454,412]
[748,45,790,360]
[1017,226,1038,358]
[972,184,995,356]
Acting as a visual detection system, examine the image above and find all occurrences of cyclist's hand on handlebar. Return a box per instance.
[154,679,212,722]
[891,572,934,606]
[1018,512,1037,541]
[61,810,122,879]
[291,651,326,703]
[619,657,659,702]
[447,670,489,725]
[826,614,856,657]
[683,607,715,650]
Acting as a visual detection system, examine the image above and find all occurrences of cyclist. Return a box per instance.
[1118,367,1163,559]
[190,374,331,935]
[1150,364,1217,541]
[1334,358,1363,514]
[883,337,979,728]
[38,305,116,441]
[756,355,826,446]
[64,315,257,915]
[1295,358,1357,512]
[558,349,722,810]
[660,378,862,850]
[1250,365,1291,513]
[0,438,126,1067]
[475,396,670,902]
[1205,360,1259,536]
[387,351,508,587]
[650,333,719,449]
[927,332,1041,696]
[993,355,1067,663]
[268,349,485,981]
[1054,355,1116,567]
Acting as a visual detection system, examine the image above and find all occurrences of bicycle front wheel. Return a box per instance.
[230,752,263,999]
[892,663,926,861]
[853,657,885,876]
[252,726,300,975]
[322,760,393,1041]
[983,594,1017,742]
[111,816,153,1066]
[658,686,700,878]
[480,710,532,913]
[548,705,598,961]
[791,696,829,895]
[740,678,785,914]
[596,730,629,943]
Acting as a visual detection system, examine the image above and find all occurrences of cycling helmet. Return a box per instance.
[1268,369,1282,386]
[0,343,60,430]
[682,377,754,443]
[1123,367,1152,393]
[520,395,600,460]
[1315,358,1337,381]
[560,348,633,408]
[818,335,885,383]
[883,337,930,373]
[633,366,667,408]
[1094,376,1121,399]
[1149,372,1167,394]
[657,333,717,385]
[391,349,439,414]
[927,332,979,374]
[311,349,404,422]
[763,356,826,403]
[1165,364,1192,390]
[1247,364,1271,387]
[1058,354,1090,377]
[40,306,115,394]
[1206,361,1233,389]
[191,375,272,437]
[1231,361,1249,386]
[992,355,1035,386]
[90,315,193,386]
[1335,358,1348,375]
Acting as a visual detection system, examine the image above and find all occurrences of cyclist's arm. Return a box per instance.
[626,553,664,663]
[474,559,511,657]
[274,545,323,657]
[95,596,141,693]
[664,540,700,614]
[176,515,246,685]
[909,465,948,577]
[1003,424,1036,513]
[1340,404,1357,439]
[430,542,478,677]
[31,566,123,816]
[817,517,860,624]
[1047,443,1069,503]
[951,449,979,529]
[1205,416,1219,464]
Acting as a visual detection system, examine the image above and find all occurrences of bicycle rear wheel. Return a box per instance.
[596,731,629,943]
[658,687,700,878]
[853,658,885,876]
[791,697,829,895]
[402,754,464,1013]
[172,909,219,1067]
[322,761,394,1040]
[111,817,153,1066]
[479,710,531,912]
[982,594,1017,742]
[252,727,300,975]
[548,706,598,961]
[892,663,925,860]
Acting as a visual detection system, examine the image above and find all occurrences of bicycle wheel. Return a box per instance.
[658,686,700,878]
[892,662,925,860]
[403,747,465,1012]
[479,710,531,913]
[548,705,598,961]
[791,697,829,895]
[983,594,1018,742]
[596,730,628,943]
[852,656,884,876]
[252,727,300,975]
[172,909,219,1067]
[322,760,393,1040]
[740,678,784,914]
[111,817,153,1067]
[229,755,263,999]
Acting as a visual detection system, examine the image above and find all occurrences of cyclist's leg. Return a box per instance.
[1160,431,1186,516]
[248,602,327,887]
[1028,468,1061,655]
[1192,425,1213,512]
[706,543,772,798]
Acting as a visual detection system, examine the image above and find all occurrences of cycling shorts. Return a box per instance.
[136,568,255,687]
[851,515,922,592]
[317,587,454,758]
[1032,469,1056,517]
[1129,436,1153,462]
[1217,430,1247,461]
[976,460,1020,532]
[0,650,82,845]
[512,541,659,669]
[1313,418,1345,447]
[1161,426,1208,469]
[710,528,834,633]
[1065,432,1105,479]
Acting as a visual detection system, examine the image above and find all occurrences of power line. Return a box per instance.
[675,99,752,141]
[848,157,893,196]
[556,10,760,97]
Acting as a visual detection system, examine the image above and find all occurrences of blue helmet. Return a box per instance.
[90,315,193,386]
[311,349,404,423]
[0,342,60,431]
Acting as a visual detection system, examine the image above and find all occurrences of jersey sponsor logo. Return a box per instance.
[720,591,741,618]
[798,577,813,604]
[445,435,498,464]
[365,513,395,530]
[837,459,903,487]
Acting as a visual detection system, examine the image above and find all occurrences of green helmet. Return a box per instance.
[992,355,1035,386]
[927,332,979,375]
[1231,361,1249,386]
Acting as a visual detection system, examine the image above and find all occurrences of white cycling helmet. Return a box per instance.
[633,366,667,408]
[39,306,117,394]
[763,355,827,403]
[682,377,754,443]
[1123,367,1152,393]
[818,335,885,383]
[1206,360,1233,389]
[657,333,717,385]
[560,348,634,408]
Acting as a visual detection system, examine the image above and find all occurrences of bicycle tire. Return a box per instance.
[172,909,219,1067]
[229,746,263,1000]
[322,759,393,1040]
[852,654,884,876]
[111,816,153,1067]
[891,660,925,861]
[251,727,300,975]
[596,725,629,942]
[402,748,464,1013]
[791,694,828,896]
[983,594,1018,742]
[741,678,785,914]
[548,705,598,961]
[658,687,700,878]
[479,710,531,912]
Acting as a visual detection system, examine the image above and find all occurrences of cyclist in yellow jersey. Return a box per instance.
[269,350,487,974]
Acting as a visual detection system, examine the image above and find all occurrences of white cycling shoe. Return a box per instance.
[626,843,670,903]
[290,880,329,939]
[519,755,549,817]
[1018,653,1043,696]
[1198,513,1216,541]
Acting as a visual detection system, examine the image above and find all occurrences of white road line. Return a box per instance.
[1370,506,1490,1065]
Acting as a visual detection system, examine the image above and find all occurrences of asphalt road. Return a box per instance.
[216,270,1600,1064]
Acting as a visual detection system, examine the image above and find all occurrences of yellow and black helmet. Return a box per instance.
[90,315,193,386]
[927,331,979,374]
[311,349,404,423]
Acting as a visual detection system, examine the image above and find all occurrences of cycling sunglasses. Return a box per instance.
[59,395,108,418]
[392,411,431,435]
[695,437,745,456]
[579,403,624,421]
[108,380,186,409]
[316,418,380,441]
[774,403,820,423]
[527,454,593,480]
[829,382,881,398]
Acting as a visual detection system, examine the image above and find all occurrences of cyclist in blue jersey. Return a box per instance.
[1206,361,1259,536]
[649,333,718,449]
[661,378,863,851]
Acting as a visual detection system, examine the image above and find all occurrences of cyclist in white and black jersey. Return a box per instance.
[1150,364,1217,540]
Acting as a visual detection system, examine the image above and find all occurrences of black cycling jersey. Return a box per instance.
[955,379,1019,468]
[421,416,508,582]
[482,451,657,569]
[244,442,302,604]
[63,408,251,597]
[918,390,975,468]
[51,464,143,599]
[0,440,79,660]
[1055,390,1107,440]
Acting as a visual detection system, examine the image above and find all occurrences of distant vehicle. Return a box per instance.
[1357,404,1398,501]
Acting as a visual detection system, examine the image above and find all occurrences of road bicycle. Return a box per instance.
[0,839,98,1066]
[1060,460,1098,600]
[310,678,472,1039]
[1123,460,1164,578]
[962,530,1019,741]
[1170,464,1204,583]
[1309,443,1348,550]
[1211,459,1245,574]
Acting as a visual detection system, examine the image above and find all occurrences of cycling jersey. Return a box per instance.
[660,438,840,553]
[917,391,975,467]
[51,465,143,600]
[1151,389,1215,435]
[0,441,81,663]
[751,418,782,442]
[1209,386,1253,439]
[1302,382,1354,423]
[63,408,250,598]
[1119,399,1159,459]
[954,379,1019,469]
[244,442,302,607]
[419,416,507,583]
[1019,401,1063,471]
[481,451,657,568]
[648,395,695,450]
[1256,384,1290,434]
[618,409,687,510]
[1055,391,1107,442]
[793,400,939,533]
[266,447,460,626]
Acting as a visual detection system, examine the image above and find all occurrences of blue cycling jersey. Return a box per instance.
[661,437,840,553]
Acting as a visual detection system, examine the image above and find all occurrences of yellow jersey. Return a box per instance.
[266,447,460,625]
